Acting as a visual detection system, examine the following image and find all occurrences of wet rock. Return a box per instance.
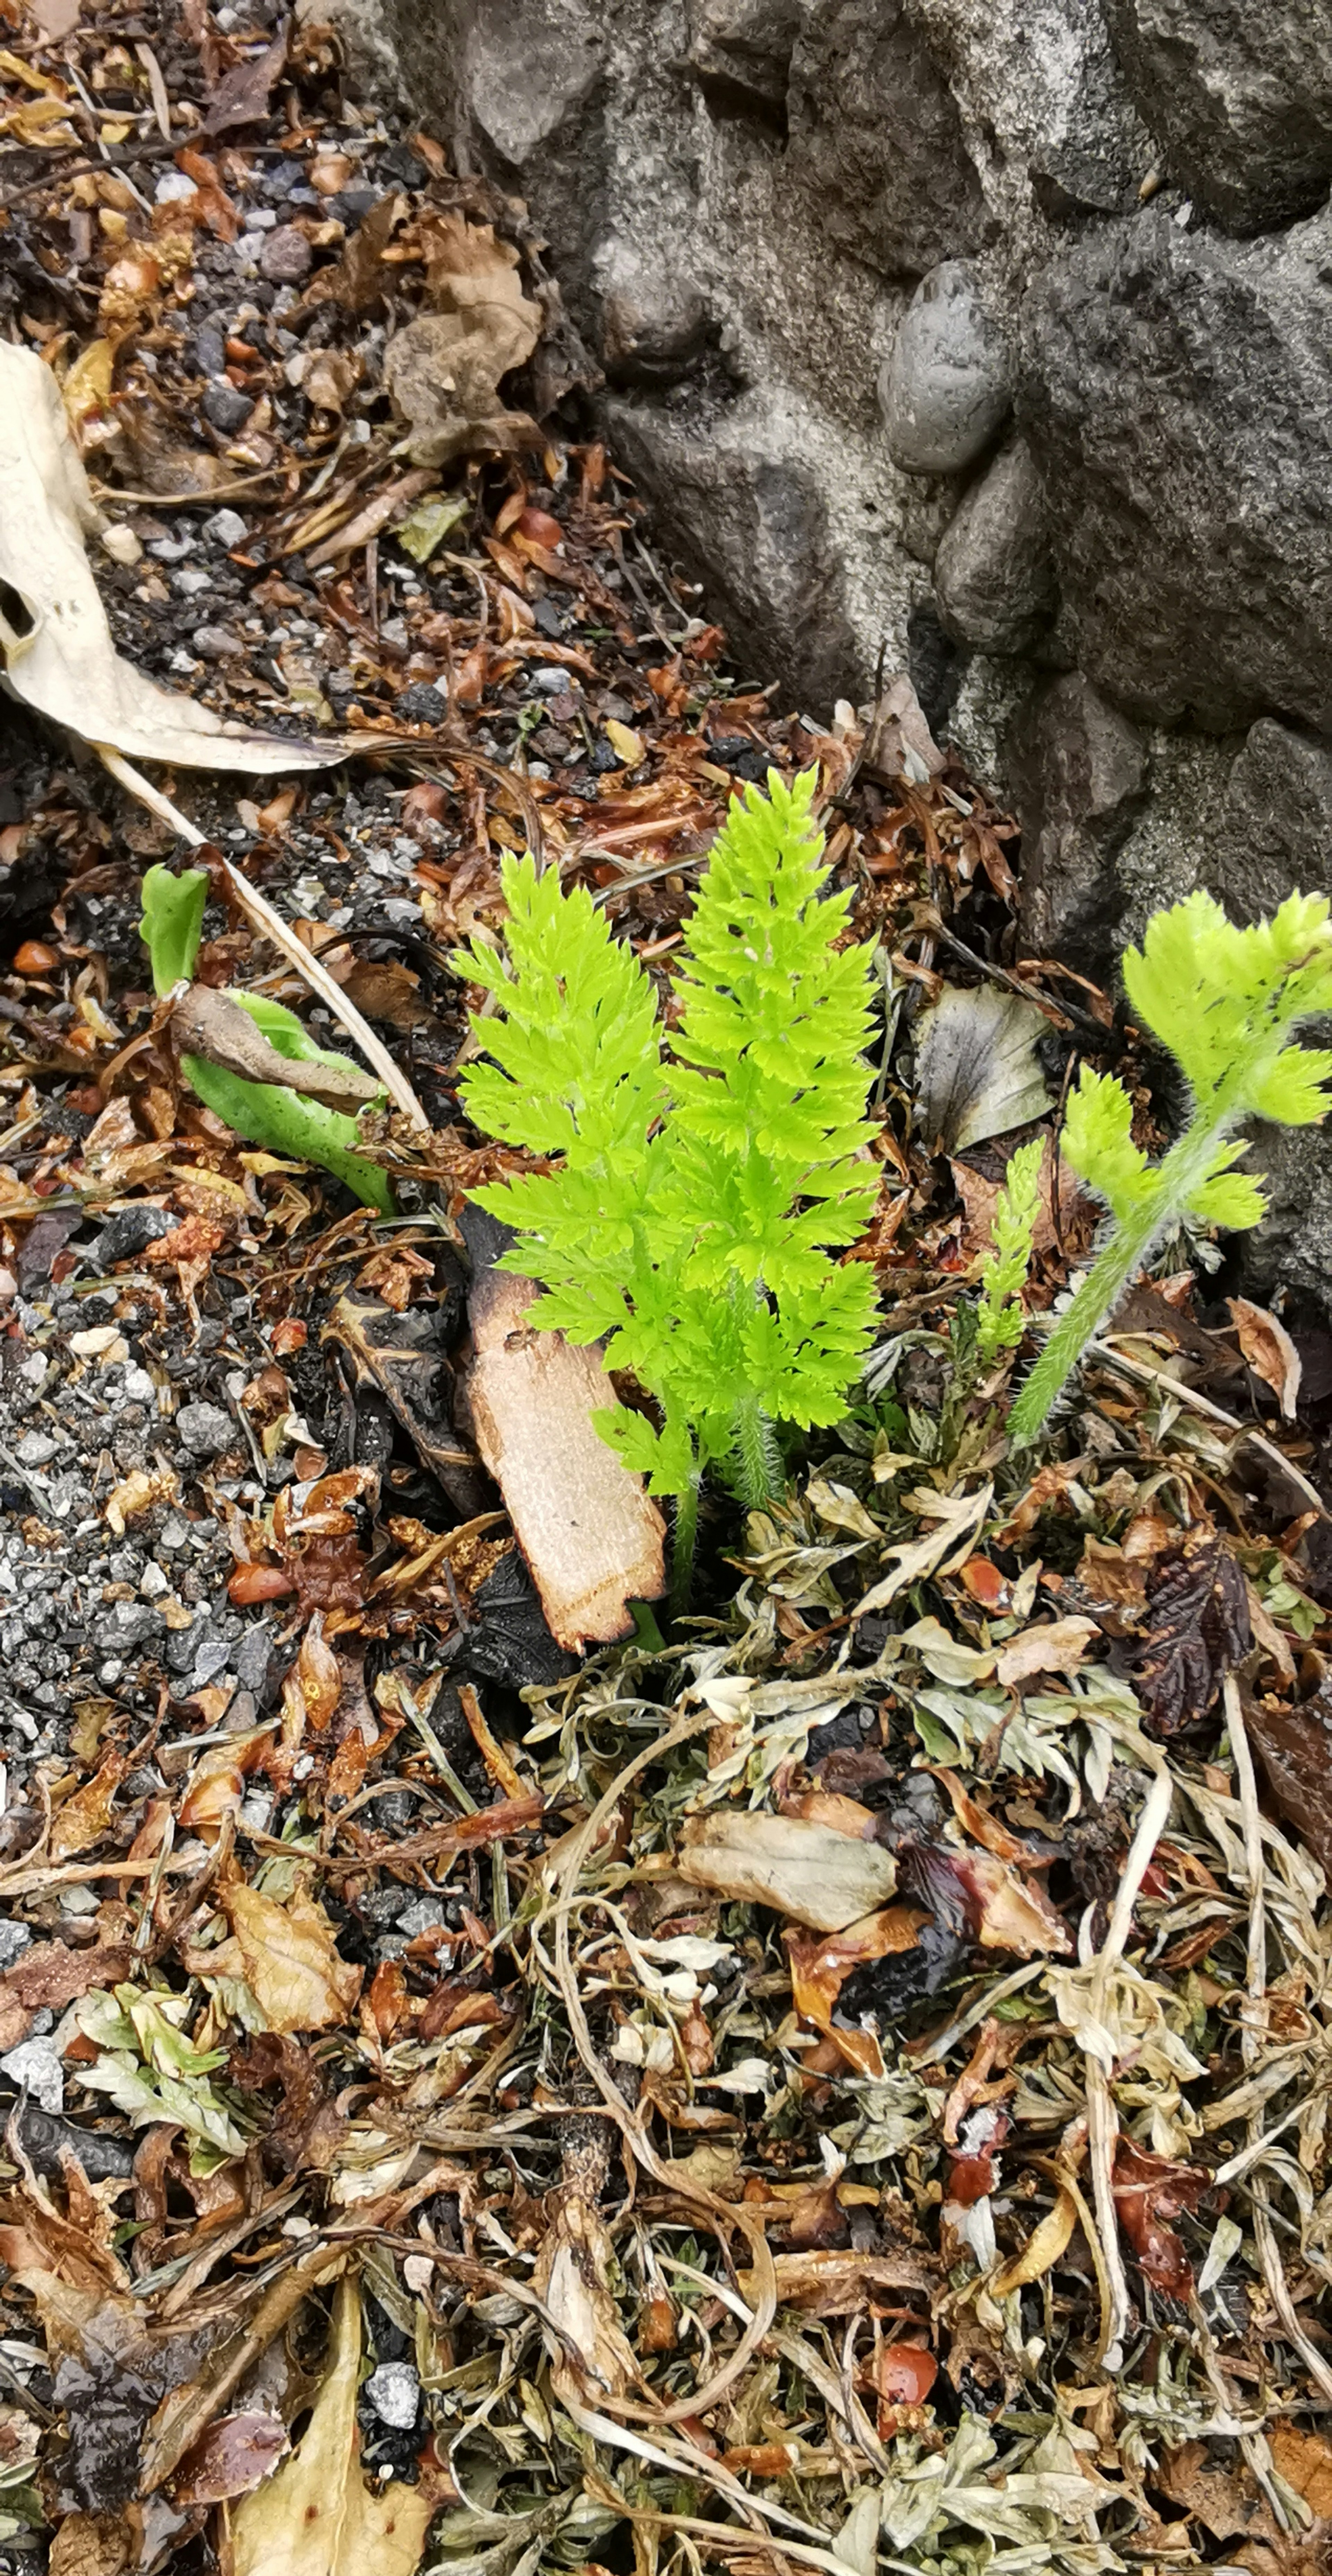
[879,263,1010,475]
[175,1401,234,1457]
[1008,673,1146,976]
[933,438,1055,655]
[787,8,984,278]
[89,1205,177,1266]
[1018,211,1332,733]
[395,681,448,724]
[1102,0,1332,233]
[201,382,255,434]
[259,223,313,283]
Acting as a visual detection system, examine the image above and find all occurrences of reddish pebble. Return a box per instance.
[13,941,57,977]
[229,1563,294,1604]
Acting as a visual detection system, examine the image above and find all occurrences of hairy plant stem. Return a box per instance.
[730,1392,783,1508]
[670,1468,701,1618]
[1009,1116,1237,1444]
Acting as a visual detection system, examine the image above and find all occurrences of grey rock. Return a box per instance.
[14,1433,58,1469]
[933,438,1055,655]
[1019,211,1332,733]
[880,263,1010,475]
[192,625,245,661]
[365,2361,420,2428]
[396,1896,450,1937]
[605,396,860,716]
[90,1205,176,1266]
[1008,673,1147,977]
[0,2038,62,2114]
[192,324,227,377]
[176,1401,234,1457]
[1102,0,1332,233]
[463,0,602,167]
[787,9,984,279]
[205,507,249,548]
[1209,720,1332,921]
[201,383,254,435]
[395,680,448,724]
[91,1603,161,1652]
[688,0,799,106]
[599,245,709,384]
[259,224,313,283]
[0,1921,32,1971]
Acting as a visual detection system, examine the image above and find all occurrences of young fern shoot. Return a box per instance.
[453,770,879,1594]
[1009,888,1332,1444]
[976,1136,1043,1360]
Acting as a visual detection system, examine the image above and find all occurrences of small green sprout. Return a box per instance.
[976,1134,1044,1360]
[453,770,879,1595]
[139,864,393,1215]
[1009,887,1332,1444]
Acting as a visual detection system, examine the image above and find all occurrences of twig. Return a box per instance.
[1082,1764,1173,2368]
[96,747,427,1126]
[1087,1334,1331,1520]
[1226,1673,1332,2409]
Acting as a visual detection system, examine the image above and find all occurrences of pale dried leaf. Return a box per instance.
[221,1882,362,2033]
[675,1812,898,1932]
[914,984,1052,1153]
[1229,1295,1302,1421]
[230,2279,435,2576]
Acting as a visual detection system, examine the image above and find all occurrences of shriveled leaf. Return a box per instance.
[914,983,1052,1153]
[532,2192,640,2399]
[1129,1530,1250,1736]
[230,2279,437,2576]
[786,1906,931,2076]
[1111,2137,1206,2297]
[221,1883,363,2034]
[51,1755,125,1862]
[854,1483,993,1618]
[676,1812,898,1932]
[383,217,541,467]
[991,2186,1077,2295]
[1229,1294,1302,1419]
[993,1617,1098,1689]
[0,346,344,775]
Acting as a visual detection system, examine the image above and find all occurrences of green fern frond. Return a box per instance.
[976,1134,1044,1360]
[1010,885,1332,1444]
[454,773,880,1542]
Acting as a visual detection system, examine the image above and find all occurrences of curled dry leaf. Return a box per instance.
[1111,2137,1207,2298]
[1130,1530,1251,1737]
[51,1754,125,1862]
[533,2191,641,2400]
[675,1812,899,1933]
[903,1841,1071,1957]
[994,1616,1099,1689]
[786,1906,931,2077]
[218,1881,363,2033]
[1229,1294,1302,1420]
[0,346,344,775]
[230,2278,438,2576]
[383,216,541,467]
[991,2186,1078,2296]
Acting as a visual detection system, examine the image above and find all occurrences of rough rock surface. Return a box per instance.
[365,0,1332,1304]
[1101,0,1332,232]
[1019,211,1332,734]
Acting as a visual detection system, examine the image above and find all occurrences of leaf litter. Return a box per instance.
[2,7,1332,2576]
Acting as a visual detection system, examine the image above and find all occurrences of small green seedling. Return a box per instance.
[139,865,393,1215]
[976,1134,1043,1360]
[1009,887,1332,1444]
[453,770,879,1595]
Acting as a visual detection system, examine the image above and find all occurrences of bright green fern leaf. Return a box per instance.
[976,1134,1044,1360]
[453,771,880,1589]
[1010,885,1332,1444]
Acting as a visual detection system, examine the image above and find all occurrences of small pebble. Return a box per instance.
[175,1401,234,1457]
[15,1433,58,1468]
[205,507,249,549]
[259,225,313,284]
[0,2039,63,2113]
[0,1922,33,1971]
[365,2362,419,2430]
[202,383,254,435]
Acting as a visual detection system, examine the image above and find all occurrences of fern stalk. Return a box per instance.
[1010,888,1332,1445]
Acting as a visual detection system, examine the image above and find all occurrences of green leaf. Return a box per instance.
[1061,1067,1155,1225]
[456,776,879,1509]
[394,492,469,563]
[140,863,208,996]
[977,1133,1044,1360]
